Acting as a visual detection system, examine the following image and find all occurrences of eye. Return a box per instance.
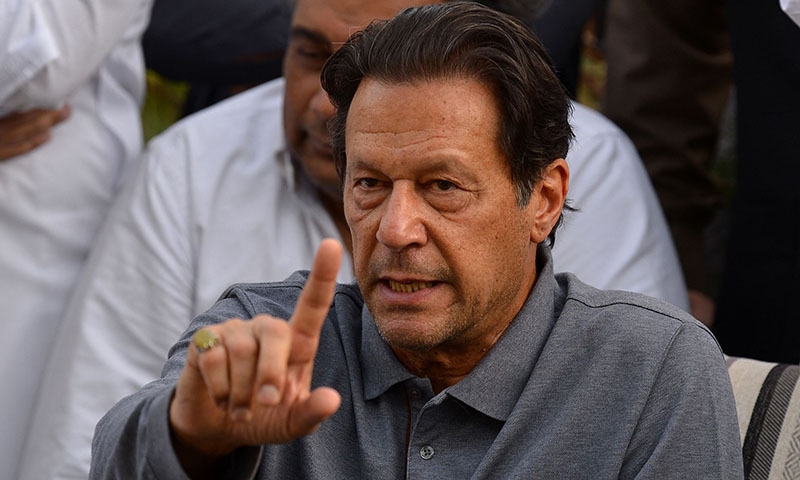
[350,176,387,210]
[423,178,471,213]
[432,180,457,192]
[296,45,329,61]
[356,178,380,189]
[288,40,331,70]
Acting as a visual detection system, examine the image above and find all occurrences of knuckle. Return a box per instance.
[196,346,225,370]
[253,315,291,339]
[225,335,257,358]
[225,317,246,328]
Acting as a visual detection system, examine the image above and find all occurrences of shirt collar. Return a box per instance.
[362,307,416,400]
[359,246,563,420]
[275,148,297,191]
[447,246,561,421]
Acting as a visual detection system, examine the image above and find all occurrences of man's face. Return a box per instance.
[282,0,440,203]
[344,77,541,355]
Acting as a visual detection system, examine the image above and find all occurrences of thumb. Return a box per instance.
[288,386,342,438]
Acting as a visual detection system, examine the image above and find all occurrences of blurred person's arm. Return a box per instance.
[0,106,69,159]
[553,102,690,311]
[602,0,732,325]
[0,0,148,112]
[17,127,199,479]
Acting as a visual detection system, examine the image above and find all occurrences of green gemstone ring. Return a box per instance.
[193,329,219,353]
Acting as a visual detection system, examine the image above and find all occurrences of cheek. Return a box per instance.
[343,196,360,228]
[461,214,531,269]
[282,96,301,147]
[283,71,317,123]
[344,200,374,254]
[453,232,529,299]
[344,190,383,228]
[346,211,379,251]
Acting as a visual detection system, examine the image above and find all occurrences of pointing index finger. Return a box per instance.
[289,238,343,340]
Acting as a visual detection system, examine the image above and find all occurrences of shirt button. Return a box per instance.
[419,445,435,460]
[409,388,421,398]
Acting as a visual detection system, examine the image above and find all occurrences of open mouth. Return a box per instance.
[387,280,435,293]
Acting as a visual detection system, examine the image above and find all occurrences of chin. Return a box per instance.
[375,320,444,353]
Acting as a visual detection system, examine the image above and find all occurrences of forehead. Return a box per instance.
[292,0,443,45]
[346,78,504,170]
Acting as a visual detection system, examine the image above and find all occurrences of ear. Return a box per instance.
[530,158,569,244]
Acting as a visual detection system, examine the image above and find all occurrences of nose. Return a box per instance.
[309,85,335,120]
[376,184,428,252]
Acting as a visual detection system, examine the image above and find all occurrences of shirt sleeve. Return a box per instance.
[90,300,263,480]
[621,322,744,479]
[19,128,200,479]
[0,0,148,110]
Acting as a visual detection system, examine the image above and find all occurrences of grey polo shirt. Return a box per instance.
[91,247,743,479]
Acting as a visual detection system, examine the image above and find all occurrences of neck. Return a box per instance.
[392,318,514,394]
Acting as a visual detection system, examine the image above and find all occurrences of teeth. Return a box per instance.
[388,280,433,293]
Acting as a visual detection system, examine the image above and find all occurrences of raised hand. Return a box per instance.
[0,106,70,160]
[169,239,343,474]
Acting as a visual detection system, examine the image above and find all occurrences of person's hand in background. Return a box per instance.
[0,105,70,160]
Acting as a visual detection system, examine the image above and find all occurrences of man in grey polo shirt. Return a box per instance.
[90,4,743,479]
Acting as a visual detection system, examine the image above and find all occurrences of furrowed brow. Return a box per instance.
[289,26,331,48]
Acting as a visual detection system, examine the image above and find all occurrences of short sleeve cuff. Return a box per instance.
[146,388,264,479]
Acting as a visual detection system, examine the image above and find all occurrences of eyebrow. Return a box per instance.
[288,26,331,48]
